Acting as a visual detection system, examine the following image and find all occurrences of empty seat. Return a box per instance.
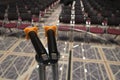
[7,13,18,20]
[108,17,120,26]
[4,22,17,28]
[0,13,5,20]
[90,16,103,25]
[107,28,120,35]
[90,27,104,34]
[30,8,40,16]
[58,26,70,31]
[75,15,85,24]
[59,14,71,23]
[61,9,71,15]
[20,13,32,21]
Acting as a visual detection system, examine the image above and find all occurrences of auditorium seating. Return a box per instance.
[0,0,120,43]
[75,15,85,24]
[0,0,59,35]
[59,0,120,26]
[0,1,58,21]
[57,24,120,43]
[59,6,71,23]
[84,0,120,26]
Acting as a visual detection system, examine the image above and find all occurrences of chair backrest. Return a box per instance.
[0,12,5,20]
[20,13,32,21]
[8,13,18,20]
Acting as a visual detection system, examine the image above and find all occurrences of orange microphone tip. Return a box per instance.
[44,25,57,32]
[24,26,38,39]
[44,26,57,36]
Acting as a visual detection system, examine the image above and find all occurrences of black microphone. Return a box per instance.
[24,27,49,65]
[44,26,60,64]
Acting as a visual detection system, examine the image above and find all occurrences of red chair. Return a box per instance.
[107,28,120,35]
[58,26,70,31]
[4,22,17,28]
[17,23,31,30]
[90,27,104,34]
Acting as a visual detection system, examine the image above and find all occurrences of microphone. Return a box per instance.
[24,27,49,65]
[44,26,60,64]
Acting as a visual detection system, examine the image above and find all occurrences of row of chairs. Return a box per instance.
[0,21,31,30]
[57,25,120,43]
[58,25,120,35]
[59,0,104,25]
[82,0,120,26]
[59,5,72,23]
[0,0,59,36]
[0,0,59,21]
[59,0,120,26]
[59,14,108,25]
[59,0,85,24]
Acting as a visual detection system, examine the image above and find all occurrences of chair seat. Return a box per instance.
[90,27,104,34]
[107,28,120,35]
[18,24,31,30]
[58,26,70,31]
[4,23,17,28]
